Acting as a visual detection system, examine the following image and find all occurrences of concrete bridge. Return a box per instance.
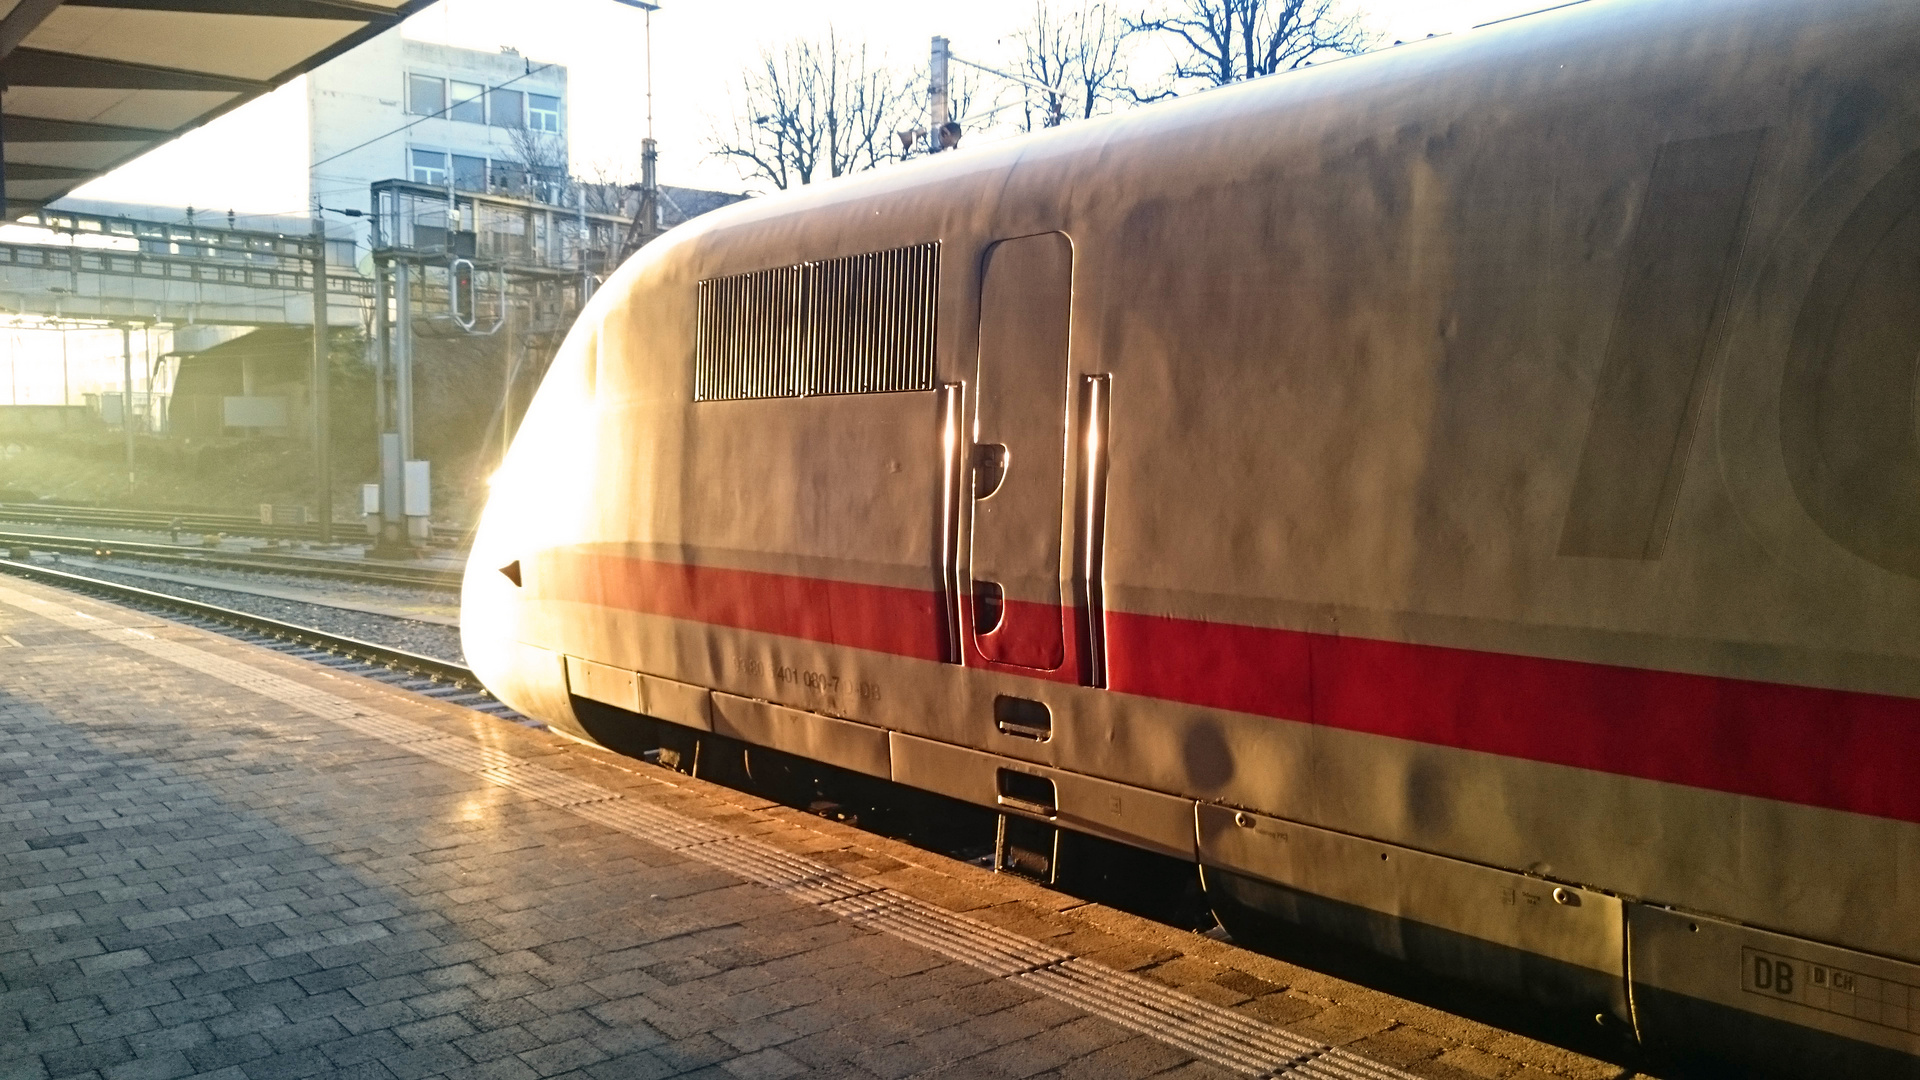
[0,207,372,327]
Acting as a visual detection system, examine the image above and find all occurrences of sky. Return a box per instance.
[68,0,1558,216]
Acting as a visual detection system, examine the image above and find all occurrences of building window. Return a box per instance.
[449,81,485,123]
[490,161,527,194]
[528,94,560,133]
[410,149,448,185]
[451,154,486,191]
[488,87,523,128]
[407,74,444,116]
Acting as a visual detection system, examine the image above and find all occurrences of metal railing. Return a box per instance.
[370,179,630,276]
[0,238,373,297]
[11,207,327,263]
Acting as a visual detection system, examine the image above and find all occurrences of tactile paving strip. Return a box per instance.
[0,583,1417,1080]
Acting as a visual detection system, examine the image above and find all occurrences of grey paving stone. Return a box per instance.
[402,984,479,1018]
[259,1016,349,1054]
[288,965,366,995]
[223,979,307,1012]
[122,1022,211,1056]
[235,1048,333,1080]
[183,1034,276,1072]
[716,1046,807,1080]
[440,1057,540,1080]
[378,1043,472,1080]
[272,989,357,1025]
[393,1010,477,1048]
[333,999,418,1035]
[101,1049,194,1080]
[515,1035,609,1077]
[40,1038,136,1079]
[71,1008,159,1045]
[582,1049,675,1080]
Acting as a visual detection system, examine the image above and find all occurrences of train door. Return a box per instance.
[970,232,1073,671]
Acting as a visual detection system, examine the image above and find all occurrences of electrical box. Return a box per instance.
[223,396,287,429]
[403,460,431,517]
[361,484,380,517]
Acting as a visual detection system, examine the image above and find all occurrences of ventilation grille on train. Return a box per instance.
[694,242,938,401]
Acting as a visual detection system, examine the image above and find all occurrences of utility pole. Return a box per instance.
[395,260,413,461]
[502,296,516,470]
[372,255,388,434]
[144,327,156,436]
[639,137,658,240]
[576,185,592,306]
[368,198,407,559]
[311,215,332,543]
[930,36,950,152]
[643,0,657,237]
[120,324,134,485]
[615,0,661,258]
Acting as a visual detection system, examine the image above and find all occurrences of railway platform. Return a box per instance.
[0,575,1647,1080]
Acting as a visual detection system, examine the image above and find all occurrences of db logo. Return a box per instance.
[1752,954,1797,995]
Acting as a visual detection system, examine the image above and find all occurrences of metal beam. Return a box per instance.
[61,0,395,19]
[4,47,266,92]
[1,162,92,180]
[311,215,331,543]
[0,115,168,141]
[0,0,65,61]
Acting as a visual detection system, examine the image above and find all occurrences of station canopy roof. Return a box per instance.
[0,0,433,218]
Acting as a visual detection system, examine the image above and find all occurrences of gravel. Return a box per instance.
[93,557,462,608]
[39,558,468,664]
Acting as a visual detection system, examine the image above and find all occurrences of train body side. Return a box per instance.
[465,0,1920,1071]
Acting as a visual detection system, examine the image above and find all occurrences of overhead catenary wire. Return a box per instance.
[309,61,563,173]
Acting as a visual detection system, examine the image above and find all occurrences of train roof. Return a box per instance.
[635,0,1881,272]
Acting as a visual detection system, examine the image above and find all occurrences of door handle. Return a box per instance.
[973,580,1005,634]
[972,443,1009,500]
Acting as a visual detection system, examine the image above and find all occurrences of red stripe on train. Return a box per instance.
[1107,613,1920,823]
[545,552,949,662]
[539,551,1920,824]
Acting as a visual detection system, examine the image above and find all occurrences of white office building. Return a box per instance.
[309,33,570,222]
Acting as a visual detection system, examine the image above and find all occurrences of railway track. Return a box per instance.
[0,558,512,721]
[0,501,466,544]
[0,531,463,591]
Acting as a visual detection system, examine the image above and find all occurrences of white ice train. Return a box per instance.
[463,0,1920,1073]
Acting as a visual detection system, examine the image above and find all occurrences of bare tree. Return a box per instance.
[575,160,639,216]
[1130,0,1373,88]
[1013,2,1139,131]
[499,121,568,201]
[709,30,912,190]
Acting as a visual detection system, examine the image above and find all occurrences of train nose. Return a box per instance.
[459,330,602,728]
[461,515,580,730]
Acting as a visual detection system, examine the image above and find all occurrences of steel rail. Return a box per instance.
[0,558,478,687]
[0,502,467,543]
[0,531,463,590]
